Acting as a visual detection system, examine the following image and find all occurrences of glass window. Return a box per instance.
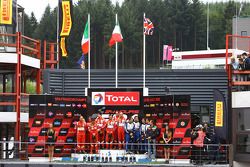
[241,31,247,36]
[237,134,250,154]
[237,109,250,131]
[200,106,210,123]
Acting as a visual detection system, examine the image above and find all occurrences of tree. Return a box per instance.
[26,0,250,69]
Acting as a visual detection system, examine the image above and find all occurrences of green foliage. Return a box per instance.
[24,0,250,69]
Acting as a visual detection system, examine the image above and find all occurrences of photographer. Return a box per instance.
[192,124,206,165]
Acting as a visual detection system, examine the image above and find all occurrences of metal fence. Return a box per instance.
[0,141,231,165]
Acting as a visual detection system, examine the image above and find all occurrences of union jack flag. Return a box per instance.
[144,17,154,35]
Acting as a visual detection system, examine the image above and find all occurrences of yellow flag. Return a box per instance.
[60,0,72,36]
[215,101,223,127]
[60,37,67,57]
[0,0,13,25]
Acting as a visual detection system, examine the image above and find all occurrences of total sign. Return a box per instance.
[91,92,140,106]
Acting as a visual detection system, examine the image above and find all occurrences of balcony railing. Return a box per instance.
[0,32,41,59]
[0,93,29,112]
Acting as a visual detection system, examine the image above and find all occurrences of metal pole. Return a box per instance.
[115,14,118,88]
[143,13,146,88]
[207,2,209,50]
[236,2,238,49]
[15,32,21,156]
[88,14,91,88]
[57,1,60,69]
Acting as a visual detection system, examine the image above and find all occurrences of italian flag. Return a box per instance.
[81,21,89,54]
[109,22,123,47]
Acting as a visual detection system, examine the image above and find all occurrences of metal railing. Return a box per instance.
[0,93,29,112]
[0,32,41,59]
[0,141,231,165]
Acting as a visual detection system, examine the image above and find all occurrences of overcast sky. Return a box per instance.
[17,0,248,21]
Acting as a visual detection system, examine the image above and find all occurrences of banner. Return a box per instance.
[28,95,87,157]
[167,45,173,61]
[144,95,191,159]
[60,37,67,57]
[60,0,72,36]
[0,0,12,24]
[163,45,168,61]
[213,89,228,142]
[215,101,223,127]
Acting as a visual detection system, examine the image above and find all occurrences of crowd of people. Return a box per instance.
[231,52,250,71]
[191,123,219,165]
[46,112,223,164]
[231,52,250,90]
[74,112,168,160]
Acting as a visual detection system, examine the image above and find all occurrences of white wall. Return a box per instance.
[232,91,250,108]
[0,112,28,122]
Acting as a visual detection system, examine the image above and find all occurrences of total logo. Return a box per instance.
[91,92,140,106]
[92,93,104,105]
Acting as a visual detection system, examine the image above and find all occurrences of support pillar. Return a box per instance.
[36,69,41,94]
[15,32,21,155]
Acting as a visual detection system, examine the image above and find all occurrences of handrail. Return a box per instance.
[0,42,16,47]
[21,35,39,43]
[0,33,40,59]
[0,93,30,96]
[21,44,39,53]
[232,70,250,74]
[0,33,17,37]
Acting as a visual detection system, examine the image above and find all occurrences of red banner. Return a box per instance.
[92,91,140,106]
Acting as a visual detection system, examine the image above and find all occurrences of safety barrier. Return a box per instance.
[0,141,230,165]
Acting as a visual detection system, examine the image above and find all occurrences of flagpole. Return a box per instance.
[57,0,60,69]
[115,13,118,88]
[206,2,209,50]
[143,13,146,88]
[88,14,91,88]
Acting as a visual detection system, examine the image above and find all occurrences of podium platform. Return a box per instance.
[71,149,148,162]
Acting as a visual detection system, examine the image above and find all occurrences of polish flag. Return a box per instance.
[109,23,123,47]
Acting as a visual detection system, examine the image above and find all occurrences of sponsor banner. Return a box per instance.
[144,95,191,159]
[0,0,12,24]
[215,101,223,127]
[60,37,67,57]
[59,0,72,36]
[28,95,87,157]
[92,91,140,106]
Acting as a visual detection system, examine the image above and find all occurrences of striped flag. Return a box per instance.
[109,22,123,47]
[81,20,89,54]
[144,17,154,35]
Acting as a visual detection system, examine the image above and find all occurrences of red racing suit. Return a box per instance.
[117,116,126,149]
[105,119,117,149]
[95,116,106,147]
[113,115,120,144]
[88,123,99,153]
[76,121,86,151]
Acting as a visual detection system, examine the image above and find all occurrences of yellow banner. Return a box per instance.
[215,101,223,127]
[0,0,12,24]
[60,37,67,57]
[60,1,72,36]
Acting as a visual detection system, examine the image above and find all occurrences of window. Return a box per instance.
[241,31,247,36]
[200,106,210,123]
[236,108,250,154]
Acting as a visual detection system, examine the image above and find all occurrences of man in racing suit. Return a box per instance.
[88,119,99,154]
[95,113,106,149]
[106,115,117,149]
[76,116,86,153]
[117,112,126,149]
